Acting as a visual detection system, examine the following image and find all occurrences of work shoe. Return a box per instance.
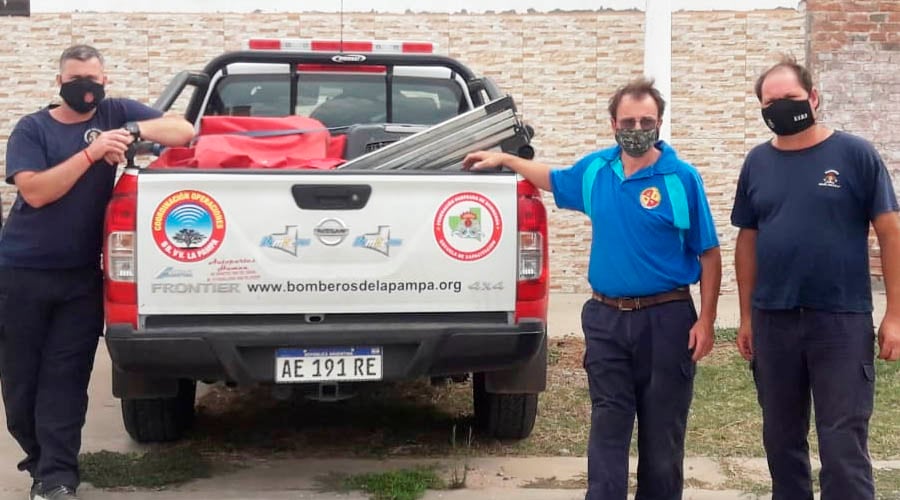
[35,486,78,500]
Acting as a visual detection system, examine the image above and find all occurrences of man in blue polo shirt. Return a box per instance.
[0,45,194,500]
[465,78,721,500]
[732,56,900,500]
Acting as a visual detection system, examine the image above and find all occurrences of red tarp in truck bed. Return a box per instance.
[149,115,346,170]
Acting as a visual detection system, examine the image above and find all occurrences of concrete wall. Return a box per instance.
[0,9,807,293]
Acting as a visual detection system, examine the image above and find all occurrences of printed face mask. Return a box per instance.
[615,127,659,158]
[59,78,105,114]
[761,98,815,136]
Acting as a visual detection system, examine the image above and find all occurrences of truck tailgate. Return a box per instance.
[137,171,518,316]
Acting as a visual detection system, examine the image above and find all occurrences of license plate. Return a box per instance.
[275,347,382,383]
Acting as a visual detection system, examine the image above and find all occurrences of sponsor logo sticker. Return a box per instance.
[155,267,193,279]
[152,190,226,263]
[260,226,312,257]
[354,226,403,256]
[434,192,502,262]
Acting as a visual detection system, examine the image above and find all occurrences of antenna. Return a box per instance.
[340,0,344,52]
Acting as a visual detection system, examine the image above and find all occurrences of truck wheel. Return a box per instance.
[121,379,196,443]
[472,373,538,440]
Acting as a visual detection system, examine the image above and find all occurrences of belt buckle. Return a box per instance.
[617,297,640,311]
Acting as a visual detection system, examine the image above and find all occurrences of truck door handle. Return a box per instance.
[291,185,372,210]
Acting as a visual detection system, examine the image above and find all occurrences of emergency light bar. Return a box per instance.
[246,38,434,54]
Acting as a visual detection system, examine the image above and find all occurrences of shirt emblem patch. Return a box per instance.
[818,169,841,189]
[84,128,102,144]
[639,186,662,209]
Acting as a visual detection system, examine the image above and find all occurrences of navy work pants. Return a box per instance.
[582,298,697,500]
[0,267,102,490]
[751,308,875,500]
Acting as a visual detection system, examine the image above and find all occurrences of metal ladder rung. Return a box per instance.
[372,111,517,170]
[414,131,519,171]
[337,97,521,171]
[390,122,519,171]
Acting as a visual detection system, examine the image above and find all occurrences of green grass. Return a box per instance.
[183,332,900,461]
[79,447,212,488]
[318,467,445,500]
[688,340,900,459]
[875,467,900,500]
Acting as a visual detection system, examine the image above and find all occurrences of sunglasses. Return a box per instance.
[616,117,659,131]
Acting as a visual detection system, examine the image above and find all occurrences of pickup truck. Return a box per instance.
[103,39,549,443]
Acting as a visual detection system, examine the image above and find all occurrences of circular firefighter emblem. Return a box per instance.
[83,127,102,144]
[640,186,662,209]
[152,190,226,263]
[434,192,502,261]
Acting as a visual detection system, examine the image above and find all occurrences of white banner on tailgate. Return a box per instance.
[136,172,518,316]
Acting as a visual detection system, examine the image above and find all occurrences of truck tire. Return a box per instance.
[121,379,196,443]
[472,373,538,440]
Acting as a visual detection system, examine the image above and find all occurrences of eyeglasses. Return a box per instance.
[616,117,658,131]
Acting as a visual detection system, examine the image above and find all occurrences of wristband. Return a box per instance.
[83,149,94,165]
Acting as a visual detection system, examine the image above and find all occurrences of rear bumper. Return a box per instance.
[106,313,545,391]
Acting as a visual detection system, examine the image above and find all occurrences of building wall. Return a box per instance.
[0,9,807,293]
[806,0,900,284]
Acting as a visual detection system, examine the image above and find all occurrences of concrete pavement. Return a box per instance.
[0,292,891,499]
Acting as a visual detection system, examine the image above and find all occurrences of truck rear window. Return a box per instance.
[207,72,465,128]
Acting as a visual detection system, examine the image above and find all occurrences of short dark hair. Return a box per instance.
[59,44,104,72]
[754,54,813,101]
[607,77,666,121]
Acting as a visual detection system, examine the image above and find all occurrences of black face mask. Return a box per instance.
[615,127,659,158]
[59,78,105,114]
[761,98,815,136]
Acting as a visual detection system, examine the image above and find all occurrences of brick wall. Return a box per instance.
[807,0,900,285]
[0,10,807,293]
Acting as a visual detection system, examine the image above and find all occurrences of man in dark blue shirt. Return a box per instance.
[0,45,194,500]
[732,56,900,500]
[466,78,721,500]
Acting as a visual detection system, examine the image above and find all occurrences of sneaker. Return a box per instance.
[34,486,78,500]
[28,480,41,500]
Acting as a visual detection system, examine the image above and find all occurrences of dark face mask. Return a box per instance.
[761,98,814,136]
[615,127,659,158]
[59,78,105,114]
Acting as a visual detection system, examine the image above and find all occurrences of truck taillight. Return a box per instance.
[518,231,543,281]
[104,171,138,327]
[107,232,135,282]
[516,179,549,321]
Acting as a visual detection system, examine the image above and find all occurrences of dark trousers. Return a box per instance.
[752,308,875,500]
[582,298,697,500]
[0,267,102,490]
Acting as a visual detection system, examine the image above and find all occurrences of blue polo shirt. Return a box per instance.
[551,141,719,298]
[0,98,161,269]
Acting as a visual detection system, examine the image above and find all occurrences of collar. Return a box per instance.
[596,140,681,178]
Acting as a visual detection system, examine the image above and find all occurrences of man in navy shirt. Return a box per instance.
[732,56,900,500]
[0,45,194,500]
[465,78,721,500]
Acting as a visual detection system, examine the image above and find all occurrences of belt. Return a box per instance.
[592,287,691,311]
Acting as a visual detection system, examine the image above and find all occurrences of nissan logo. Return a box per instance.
[314,218,350,246]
